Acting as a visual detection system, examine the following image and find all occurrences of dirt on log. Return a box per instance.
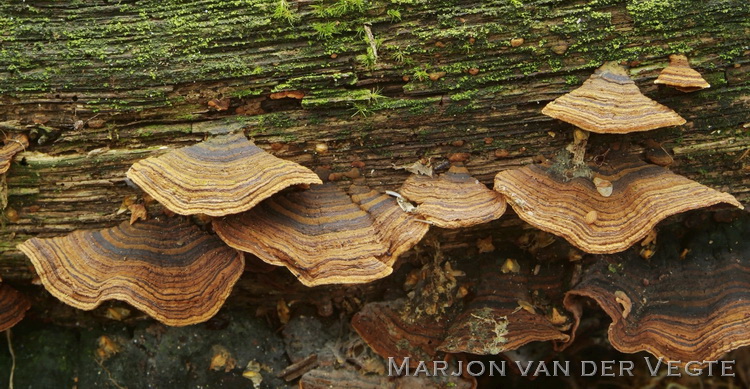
[1,0,749,281]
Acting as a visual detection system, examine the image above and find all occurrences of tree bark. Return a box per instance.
[1,0,749,281]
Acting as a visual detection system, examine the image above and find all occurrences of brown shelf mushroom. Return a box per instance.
[439,258,570,355]
[348,184,430,266]
[655,54,711,92]
[399,164,507,228]
[542,62,686,134]
[214,183,428,287]
[494,157,742,254]
[126,134,321,217]
[351,299,446,368]
[352,253,571,364]
[1,133,29,175]
[18,218,244,326]
[564,213,750,362]
[0,282,31,331]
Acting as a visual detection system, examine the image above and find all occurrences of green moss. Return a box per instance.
[136,123,192,137]
[0,0,748,125]
[262,113,295,129]
[301,88,381,109]
[565,75,581,86]
[312,22,342,39]
[272,0,300,24]
[311,0,366,18]
[626,0,677,31]
[703,72,728,88]
[231,87,265,98]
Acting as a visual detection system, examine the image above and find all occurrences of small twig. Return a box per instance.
[7,330,15,389]
[95,359,127,389]
[4,139,26,151]
[276,354,318,382]
[734,148,749,163]
[385,190,418,213]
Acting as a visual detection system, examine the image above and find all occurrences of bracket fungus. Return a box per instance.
[347,184,430,262]
[1,133,29,175]
[494,157,742,254]
[352,254,571,365]
[655,54,711,92]
[0,282,31,331]
[351,299,446,368]
[564,212,750,362]
[126,134,321,216]
[439,256,571,355]
[399,164,507,228]
[18,218,244,326]
[214,183,428,287]
[541,62,686,134]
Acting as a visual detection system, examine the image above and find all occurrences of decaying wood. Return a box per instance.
[1,0,749,281]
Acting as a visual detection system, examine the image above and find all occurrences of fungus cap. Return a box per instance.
[214,183,428,287]
[0,283,30,331]
[564,214,750,363]
[347,184,430,266]
[541,62,686,134]
[400,164,507,228]
[351,299,445,368]
[352,254,571,363]
[439,257,570,354]
[126,134,322,216]
[1,133,29,174]
[494,158,742,254]
[655,54,710,92]
[18,218,244,326]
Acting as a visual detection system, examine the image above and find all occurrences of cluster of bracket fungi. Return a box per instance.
[4,56,748,379]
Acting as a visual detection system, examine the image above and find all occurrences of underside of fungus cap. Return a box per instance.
[563,213,750,363]
[18,218,245,326]
[0,283,31,331]
[655,54,711,92]
[214,183,426,287]
[1,133,29,174]
[541,62,686,134]
[399,164,507,228]
[493,157,742,254]
[126,134,322,217]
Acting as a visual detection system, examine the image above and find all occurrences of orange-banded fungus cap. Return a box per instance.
[564,214,750,362]
[400,164,507,228]
[214,184,426,287]
[1,133,29,174]
[439,257,570,354]
[0,283,30,331]
[655,54,711,92]
[18,218,244,326]
[352,254,571,363]
[351,299,446,368]
[494,158,742,254]
[541,62,686,134]
[126,134,322,216]
[347,184,430,267]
